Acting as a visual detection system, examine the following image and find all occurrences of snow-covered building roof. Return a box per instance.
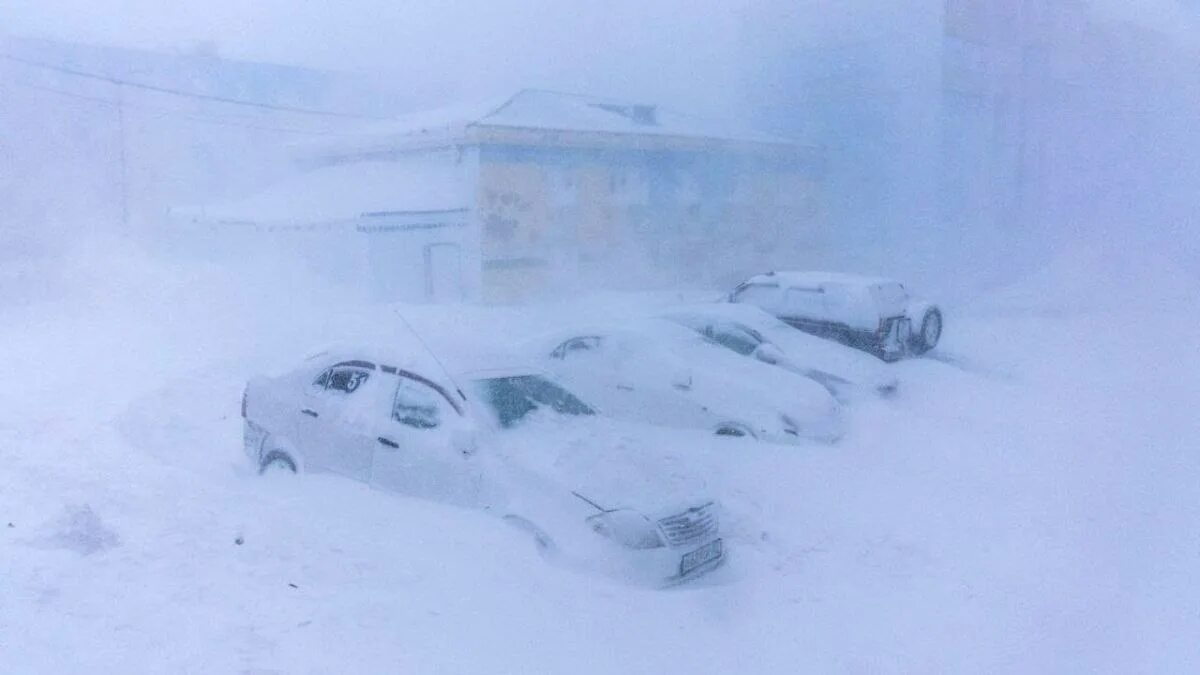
[300,89,806,162]
[171,157,467,227]
[740,271,900,288]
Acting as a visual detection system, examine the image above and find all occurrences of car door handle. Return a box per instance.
[300,409,319,418]
[377,437,399,449]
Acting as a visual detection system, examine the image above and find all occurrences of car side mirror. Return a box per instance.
[754,344,784,365]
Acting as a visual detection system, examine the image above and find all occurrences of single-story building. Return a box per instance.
[173,89,825,302]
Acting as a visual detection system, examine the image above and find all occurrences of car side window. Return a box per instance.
[324,367,370,395]
[708,324,762,356]
[783,286,826,317]
[550,336,603,360]
[393,377,442,429]
[313,369,331,389]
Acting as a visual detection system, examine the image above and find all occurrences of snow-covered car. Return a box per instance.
[241,346,725,585]
[528,317,843,444]
[727,271,943,361]
[662,303,899,403]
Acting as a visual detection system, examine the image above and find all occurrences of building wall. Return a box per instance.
[474,142,824,301]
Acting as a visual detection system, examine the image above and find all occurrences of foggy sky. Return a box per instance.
[6,1,1197,115]
[2,0,749,115]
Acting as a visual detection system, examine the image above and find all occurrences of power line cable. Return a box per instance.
[8,79,360,137]
[0,52,386,120]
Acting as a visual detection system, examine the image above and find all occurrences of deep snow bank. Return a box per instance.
[1,236,1197,673]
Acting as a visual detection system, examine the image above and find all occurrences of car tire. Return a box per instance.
[259,451,297,475]
[714,422,757,440]
[912,309,943,355]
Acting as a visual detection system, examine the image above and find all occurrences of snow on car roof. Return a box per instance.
[663,302,789,326]
[740,270,900,289]
[306,342,447,376]
[444,350,542,380]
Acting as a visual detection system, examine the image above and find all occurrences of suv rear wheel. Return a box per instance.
[912,310,942,355]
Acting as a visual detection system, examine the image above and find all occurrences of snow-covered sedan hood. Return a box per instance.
[483,414,715,516]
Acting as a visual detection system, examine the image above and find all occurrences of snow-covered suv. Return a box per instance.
[241,346,725,585]
[728,271,943,361]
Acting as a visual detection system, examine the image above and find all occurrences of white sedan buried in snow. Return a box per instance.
[663,303,899,404]
[728,271,943,361]
[241,347,725,585]
[529,318,843,444]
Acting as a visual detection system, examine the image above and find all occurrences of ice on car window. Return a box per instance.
[473,375,595,428]
[327,368,369,394]
[393,377,441,429]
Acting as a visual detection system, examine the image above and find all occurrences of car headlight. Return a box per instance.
[587,510,665,550]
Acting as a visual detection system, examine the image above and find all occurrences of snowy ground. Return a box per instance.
[2,241,1198,673]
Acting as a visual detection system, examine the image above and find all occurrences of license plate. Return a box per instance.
[680,538,723,576]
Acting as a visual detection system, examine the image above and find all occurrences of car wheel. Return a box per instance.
[714,422,757,440]
[259,451,297,475]
[912,309,943,355]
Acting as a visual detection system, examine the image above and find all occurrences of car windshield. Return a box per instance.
[472,375,596,428]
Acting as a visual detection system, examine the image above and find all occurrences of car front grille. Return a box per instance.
[657,503,718,547]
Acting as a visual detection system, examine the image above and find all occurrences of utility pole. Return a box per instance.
[115,81,129,230]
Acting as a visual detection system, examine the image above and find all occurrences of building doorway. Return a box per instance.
[424,242,464,302]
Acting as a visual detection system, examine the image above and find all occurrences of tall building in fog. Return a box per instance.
[738,0,1195,285]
